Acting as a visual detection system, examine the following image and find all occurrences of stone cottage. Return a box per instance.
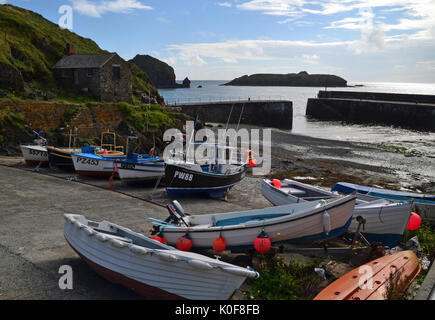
[53,45,132,103]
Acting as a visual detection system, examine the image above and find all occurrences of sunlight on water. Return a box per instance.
[159,81,435,152]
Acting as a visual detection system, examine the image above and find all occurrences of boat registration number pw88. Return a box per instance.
[174,171,194,181]
[76,157,99,166]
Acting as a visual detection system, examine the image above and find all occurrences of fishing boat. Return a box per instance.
[153,194,356,251]
[332,182,435,224]
[314,250,421,300]
[20,145,49,167]
[165,162,247,198]
[48,131,124,172]
[64,214,259,300]
[261,179,412,247]
[71,150,126,179]
[116,153,165,183]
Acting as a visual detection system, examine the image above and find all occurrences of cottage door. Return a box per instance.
[74,71,79,85]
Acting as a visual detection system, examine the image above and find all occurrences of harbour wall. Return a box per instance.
[306,92,435,131]
[170,100,293,130]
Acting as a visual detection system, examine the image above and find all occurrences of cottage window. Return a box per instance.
[113,65,121,79]
[87,69,94,77]
[61,70,68,78]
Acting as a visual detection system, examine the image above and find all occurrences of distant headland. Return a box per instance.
[223,71,348,87]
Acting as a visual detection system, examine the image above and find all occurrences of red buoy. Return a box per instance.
[406,212,422,231]
[177,233,193,252]
[254,230,272,254]
[151,234,166,244]
[249,159,257,167]
[213,235,226,253]
[271,179,282,189]
[102,150,109,155]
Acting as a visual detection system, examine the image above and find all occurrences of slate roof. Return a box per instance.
[53,53,117,69]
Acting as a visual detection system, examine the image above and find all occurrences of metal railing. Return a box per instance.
[165,95,288,105]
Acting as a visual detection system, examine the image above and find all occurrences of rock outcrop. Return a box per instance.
[129,54,190,89]
[224,71,348,87]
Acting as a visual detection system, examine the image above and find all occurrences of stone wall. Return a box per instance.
[99,55,132,103]
[306,97,435,131]
[317,91,435,104]
[172,100,293,129]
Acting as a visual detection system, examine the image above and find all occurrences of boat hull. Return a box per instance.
[116,160,165,182]
[333,182,435,224]
[71,154,121,179]
[165,163,247,198]
[160,195,356,251]
[314,251,421,300]
[20,145,49,167]
[64,214,257,300]
[47,147,80,171]
[261,179,412,247]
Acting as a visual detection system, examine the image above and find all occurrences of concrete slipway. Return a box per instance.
[0,160,271,300]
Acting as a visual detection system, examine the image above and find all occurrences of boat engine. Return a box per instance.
[166,201,189,227]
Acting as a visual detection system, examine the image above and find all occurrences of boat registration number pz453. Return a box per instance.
[174,171,194,181]
[29,149,48,157]
[76,157,99,166]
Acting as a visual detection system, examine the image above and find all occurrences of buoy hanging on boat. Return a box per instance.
[213,234,226,253]
[271,179,282,189]
[254,230,271,254]
[102,150,109,155]
[323,210,331,235]
[406,212,422,231]
[151,233,166,244]
[177,233,193,252]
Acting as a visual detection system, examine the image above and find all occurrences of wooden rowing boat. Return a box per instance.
[314,250,421,300]
[64,214,259,300]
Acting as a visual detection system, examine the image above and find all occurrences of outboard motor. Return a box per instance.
[166,201,188,227]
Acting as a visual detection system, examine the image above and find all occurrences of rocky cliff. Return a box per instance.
[129,54,190,89]
[224,71,348,87]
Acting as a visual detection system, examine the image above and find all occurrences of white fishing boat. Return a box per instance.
[20,144,49,167]
[71,152,125,179]
[261,179,412,247]
[64,214,259,300]
[115,153,165,182]
[153,195,356,251]
[332,182,435,224]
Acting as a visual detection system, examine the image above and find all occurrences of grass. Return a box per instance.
[246,252,324,300]
[406,222,435,260]
[0,109,25,130]
[118,102,175,132]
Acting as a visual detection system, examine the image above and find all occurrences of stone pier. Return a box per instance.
[169,100,293,130]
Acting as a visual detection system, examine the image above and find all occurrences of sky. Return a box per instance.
[2,0,435,82]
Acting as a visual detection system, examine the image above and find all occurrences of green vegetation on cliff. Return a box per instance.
[0,4,158,100]
[224,71,348,87]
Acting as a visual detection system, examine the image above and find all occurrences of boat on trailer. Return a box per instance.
[64,214,259,300]
[332,182,435,224]
[261,179,412,248]
[153,195,356,251]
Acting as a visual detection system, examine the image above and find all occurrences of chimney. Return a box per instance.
[65,43,75,55]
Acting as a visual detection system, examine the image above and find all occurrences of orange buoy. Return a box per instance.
[177,233,193,252]
[406,213,422,231]
[249,159,257,167]
[254,230,271,254]
[102,150,109,155]
[213,235,226,253]
[271,179,282,189]
[151,233,166,244]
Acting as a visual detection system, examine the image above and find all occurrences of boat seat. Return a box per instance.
[281,187,306,196]
[95,230,133,244]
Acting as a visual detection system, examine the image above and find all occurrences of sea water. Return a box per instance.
[159,81,435,155]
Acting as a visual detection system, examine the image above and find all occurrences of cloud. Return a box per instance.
[69,0,152,18]
[217,2,232,7]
